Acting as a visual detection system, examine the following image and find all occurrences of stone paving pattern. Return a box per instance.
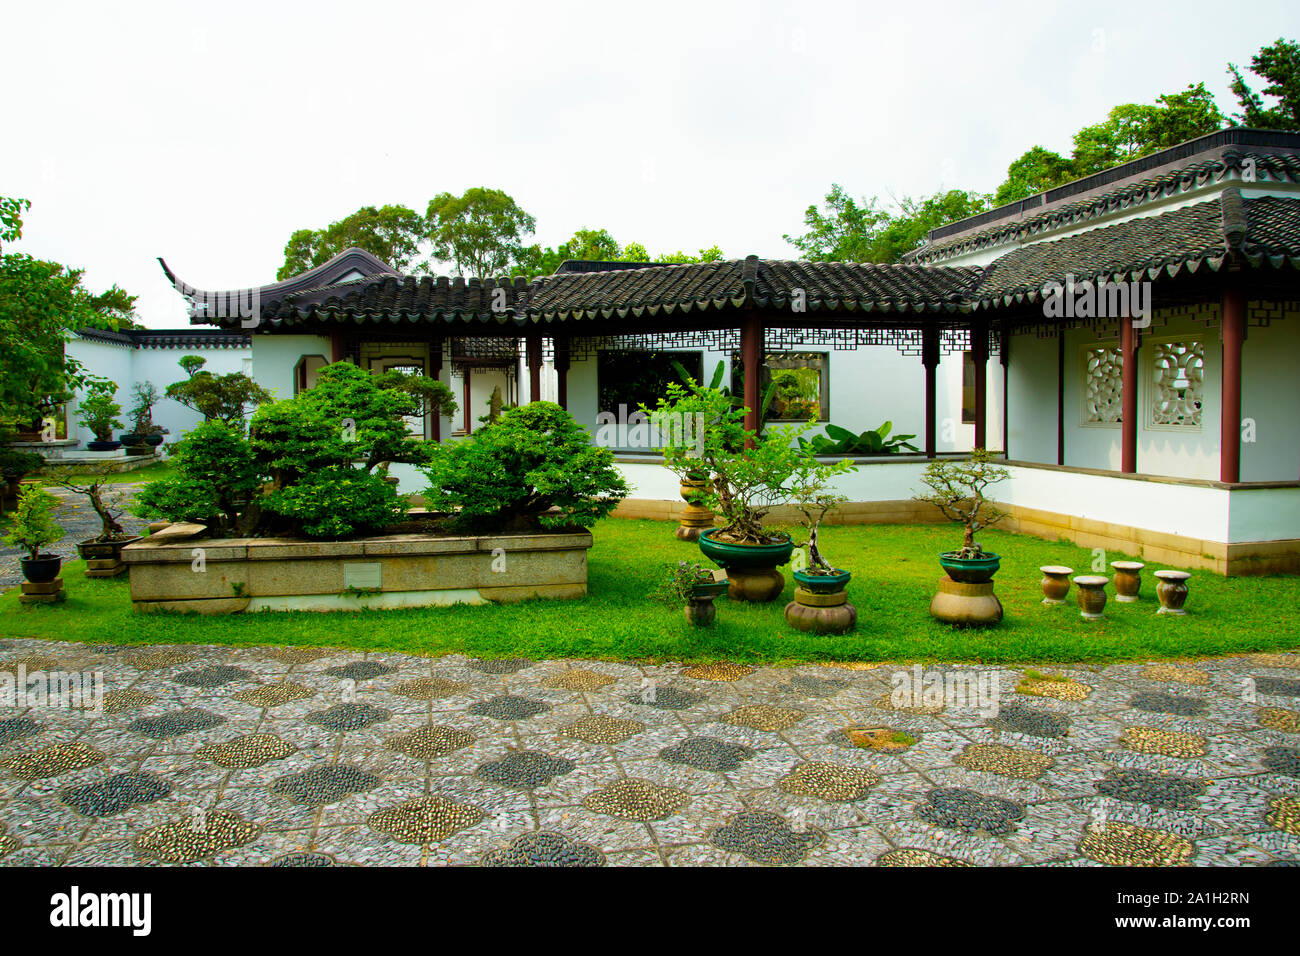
[0,640,1298,866]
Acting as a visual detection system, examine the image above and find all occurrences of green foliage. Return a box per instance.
[798,421,918,456]
[516,228,725,278]
[165,356,272,428]
[43,463,128,541]
[75,380,124,442]
[422,401,629,532]
[650,560,719,605]
[132,420,264,530]
[0,196,30,250]
[372,368,457,422]
[1229,37,1300,129]
[993,146,1076,206]
[913,448,1010,555]
[127,382,163,435]
[261,466,404,539]
[277,204,428,280]
[2,483,64,559]
[427,187,537,278]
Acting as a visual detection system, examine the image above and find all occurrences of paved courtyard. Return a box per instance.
[0,638,1298,866]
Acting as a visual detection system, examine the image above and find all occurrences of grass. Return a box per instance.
[37,460,174,485]
[2,519,1298,665]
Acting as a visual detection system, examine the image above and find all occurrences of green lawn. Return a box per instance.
[37,459,174,484]
[3,519,1297,665]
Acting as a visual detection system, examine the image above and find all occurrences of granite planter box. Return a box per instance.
[121,522,594,614]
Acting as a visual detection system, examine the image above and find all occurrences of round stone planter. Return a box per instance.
[1039,565,1073,605]
[939,552,1001,584]
[786,570,855,634]
[699,529,794,603]
[929,577,1002,626]
[1073,575,1109,620]
[1155,570,1191,615]
[144,434,165,448]
[1111,561,1145,603]
[675,476,715,542]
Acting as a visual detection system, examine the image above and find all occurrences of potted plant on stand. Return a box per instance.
[45,463,141,576]
[785,467,855,633]
[913,448,1009,625]
[653,560,729,626]
[3,484,67,601]
[126,382,166,452]
[77,380,125,455]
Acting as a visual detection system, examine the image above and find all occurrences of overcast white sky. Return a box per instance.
[2,0,1295,327]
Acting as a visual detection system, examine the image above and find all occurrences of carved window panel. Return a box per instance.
[1149,340,1204,428]
[1081,344,1123,425]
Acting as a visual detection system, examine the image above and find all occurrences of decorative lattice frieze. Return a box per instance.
[1082,345,1123,424]
[1150,340,1204,428]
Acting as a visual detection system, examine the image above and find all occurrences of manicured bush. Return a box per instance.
[2,483,64,558]
[261,466,404,539]
[76,380,123,442]
[132,420,264,530]
[423,401,628,532]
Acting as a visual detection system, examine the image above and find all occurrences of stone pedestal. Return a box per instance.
[725,566,784,603]
[684,596,718,626]
[1155,570,1190,615]
[785,587,856,634]
[675,478,715,542]
[1073,575,1109,620]
[929,577,1002,626]
[1111,561,1145,602]
[85,557,127,578]
[19,577,66,604]
[1040,566,1073,605]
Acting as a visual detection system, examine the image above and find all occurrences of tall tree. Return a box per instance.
[426,187,536,278]
[277,204,427,280]
[994,146,1081,206]
[1071,83,1224,176]
[1229,38,1300,130]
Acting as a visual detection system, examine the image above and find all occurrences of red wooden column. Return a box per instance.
[525,330,543,404]
[553,334,570,411]
[428,337,443,442]
[921,325,940,459]
[1221,280,1246,483]
[740,312,764,441]
[1000,325,1010,459]
[330,331,345,363]
[971,318,988,450]
[1120,314,1138,473]
[1056,331,1066,466]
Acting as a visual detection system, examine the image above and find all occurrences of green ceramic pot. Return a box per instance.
[698,529,794,570]
[939,552,1001,584]
[792,568,851,593]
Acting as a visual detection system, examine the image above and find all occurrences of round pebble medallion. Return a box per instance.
[872,692,943,715]
[987,703,1071,739]
[195,734,297,769]
[582,779,690,821]
[305,703,391,732]
[60,772,171,817]
[1095,767,1207,811]
[0,822,19,857]
[468,658,533,674]
[1,741,105,780]
[1262,746,1300,777]
[954,743,1055,779]
[777,674,849,697]
[476,752,575,789]
[710,811,824,865]
[128,650,195,670]
[877,848,972,867]
[1120,726,1207,758]
[918,788,1026,835]
[564,715,645,744]
[681,662,753,681]
[174,664,254,688]
[102,689,156,714]
[542,670,616,692]
[272,765,382,805]
[233,683,315,708]
[1255,676,1300,698]
[368,796,485,843]
[1129,691,1209,717]
[0,716,41,747]
[324,661,394,682]
[778,762,878,801]
[130,709,227,740]
[1266,796,1300,835]
[1259,708,1300,734]
[1079,821,1195,866]
[467,695,551,721]
[0,655,59,676]
[1140,664,1210,686]
[260,646,333,664]
[1251,653,1300,670]
[134,810,259,863]
[721,704,804,731]
[481,830,606,867]
[386,725,475,761]
[1016,677,1092,701]
[624,686,704,710]
[660,736,753,772]
[393,677,470,700]
[271,852,336,867]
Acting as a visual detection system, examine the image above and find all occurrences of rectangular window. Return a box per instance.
[730,352,830,421]
[961,350,976,424]
[597,350,703,418]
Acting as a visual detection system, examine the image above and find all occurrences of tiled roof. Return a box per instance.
[77,328,251,349]
[906,152,1300,265]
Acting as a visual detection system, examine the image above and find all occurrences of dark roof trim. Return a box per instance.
[77,328,251,349]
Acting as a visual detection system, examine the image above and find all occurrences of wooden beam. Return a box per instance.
[428,338,443,443]
[1121,314,1138,474]
[1000,325,1010,459]
[553,335,570,411]
[740,312,763,443]
[526,330,542,403]
[1056,329,1065,466]
[922,325,940,459]
[971,318,988,450]
[1221,279,1246,483]
[330,331,344,364]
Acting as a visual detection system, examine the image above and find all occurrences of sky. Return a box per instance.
[2,0,1296,327]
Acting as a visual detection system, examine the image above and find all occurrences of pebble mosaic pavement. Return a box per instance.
[0,640,1298,866]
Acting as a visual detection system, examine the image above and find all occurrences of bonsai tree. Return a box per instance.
[127,382,163,436]
[166,356,272,428]
[44,463,131,542]
[650,559,720,605]
[2,483,64,560]
[914,448,1010,557]
[132,420,265,532]
[422,401,629,533]
[788,459,849,575]
[76,380,124,443]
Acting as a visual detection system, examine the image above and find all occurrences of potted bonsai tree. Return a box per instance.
[127,382,167,449]
[45,463,141,571]
[914,448,1009,582]
[3,483,66,583]
[652,560,729,626]
[76,380,124,452]
[784,465,856,633]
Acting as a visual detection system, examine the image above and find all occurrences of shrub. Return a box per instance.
[261,466,404,539]
[913,448,1009,557]
[132,420,264,530]
[166,355,272,427]
[76,380,123,442]
[2,484,64,559]
[422,401,628,532]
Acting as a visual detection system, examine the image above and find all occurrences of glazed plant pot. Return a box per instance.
[144,434,165,448]
[1073,575,1109,620]
[939,552,1001,584]
[119,433,141,447]
[1039,566,1073,605]
[76,536,143,562]
[21,553,63,584]
[1154,570,1191,615]
[793,568,851,594]
[87,440,122,452]
[1110,561,1145,603]
[676,476,715,542]
[699,529,794,603]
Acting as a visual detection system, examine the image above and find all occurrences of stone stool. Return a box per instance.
[1154,570,1191,615]
[1073,575,1109,620]
[1040,566,1074,605]
[1111,561,1145,602]
[786,587,857,634]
